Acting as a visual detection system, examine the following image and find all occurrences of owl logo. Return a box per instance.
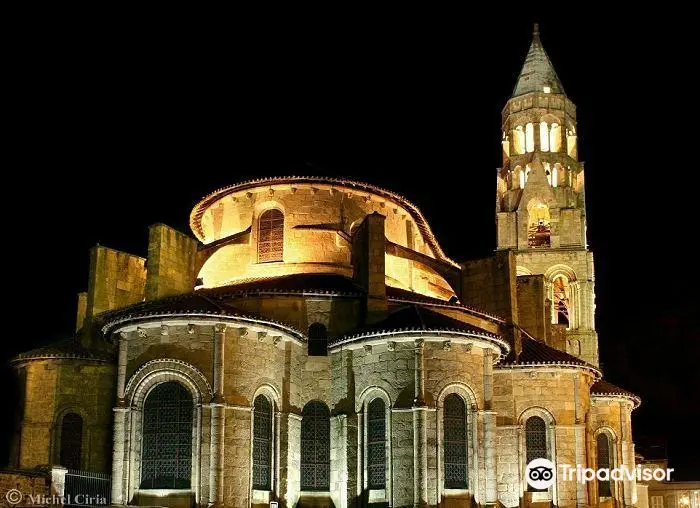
[526,458,556,489]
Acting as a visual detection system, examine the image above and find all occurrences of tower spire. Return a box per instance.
[512,24,565,98]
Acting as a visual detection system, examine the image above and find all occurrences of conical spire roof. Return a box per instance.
[512,24,565,98]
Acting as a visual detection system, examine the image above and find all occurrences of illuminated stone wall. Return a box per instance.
[12,359,115,473]
[195,183,455,300]
[492,368,595,507]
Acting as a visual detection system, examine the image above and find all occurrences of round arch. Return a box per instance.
[126,358,212,407]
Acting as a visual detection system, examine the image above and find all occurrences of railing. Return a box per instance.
[64,470,111,506]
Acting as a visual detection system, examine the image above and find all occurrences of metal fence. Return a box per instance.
[64,470,111,506]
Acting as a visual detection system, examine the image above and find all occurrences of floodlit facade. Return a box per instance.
[10,26,644,508]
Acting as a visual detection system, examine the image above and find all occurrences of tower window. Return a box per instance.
[258,209,284,263]
[543,86,551,94]
[513,126,526,155]
[552,276,570,326]
[527,200,551,248]
[525,123,535,153]
[540,122,550,152]
[59,413,83,470]
[141,382,193,489]
[550,123,562,152]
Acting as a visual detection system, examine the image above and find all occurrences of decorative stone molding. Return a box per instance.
[187,324,196,335]
[442,340,452,351]
[363,344,372,353]
[414,338,425,350]
[125,358,213,406]
[257,331,267,342]
[273,336,282,346]
[137,327,147,338]
[160,324,168,336]
[386,341,396,351]
[238,327,249,337]
[214,323,227,334]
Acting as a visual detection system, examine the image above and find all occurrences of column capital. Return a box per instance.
[214,323,227,334]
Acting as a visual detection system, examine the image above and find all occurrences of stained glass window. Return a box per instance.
[258,209,284,263]
[253,395,273,490]
[140,382,193,489]
[308,323,328,357]
[300,401,330,491]
[60,413,83,470]
[367,398,386,489]
[443,394,468,489]
[525,416,548,492]
[597,433,612,497]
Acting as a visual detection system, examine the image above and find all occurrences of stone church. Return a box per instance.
[10,26,642,508]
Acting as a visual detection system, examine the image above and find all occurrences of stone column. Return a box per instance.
[483,349,497,506]
[209,323,226,507]
[573,374,587,507]
[111,408,128,505]
[413,339,427,507]
[621,402,636,506]
[116,332,128,405]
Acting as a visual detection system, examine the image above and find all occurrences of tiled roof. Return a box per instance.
[11,338,115,364]
[591,379,641,408]
[201,273,365,297]
[386,286,506,323]
[189,176,459,268]
[499,335,601,376]
[512,25,565,98]
[330,304,509,352]
[99,293,304,338]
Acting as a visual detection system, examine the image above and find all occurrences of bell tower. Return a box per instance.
[496,24,598,366]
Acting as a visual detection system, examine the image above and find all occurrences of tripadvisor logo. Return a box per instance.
[525,459,674,489]
[526,458,556,489]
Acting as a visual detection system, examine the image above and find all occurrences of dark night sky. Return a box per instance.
[5,12,699,478]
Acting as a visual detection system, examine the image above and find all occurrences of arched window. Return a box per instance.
[552,275,570,326]
[545,162,552,186]
[513,126,526,155]
[444,394,468,489]
[513,166,525,190]
[550,123,562,152]
[367,398,386,489]
[258,209,284,263]
[141,382,193,489]
[567,128,577,158]
[526,416,548,491]
[300,401,330,491]
[540,122,550,152]
[59,413,83,470]
[308,323,328,357]
[597,433,612,497]
[527,200,551,248]
[253,395,273,490]
[525,123,535,152]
